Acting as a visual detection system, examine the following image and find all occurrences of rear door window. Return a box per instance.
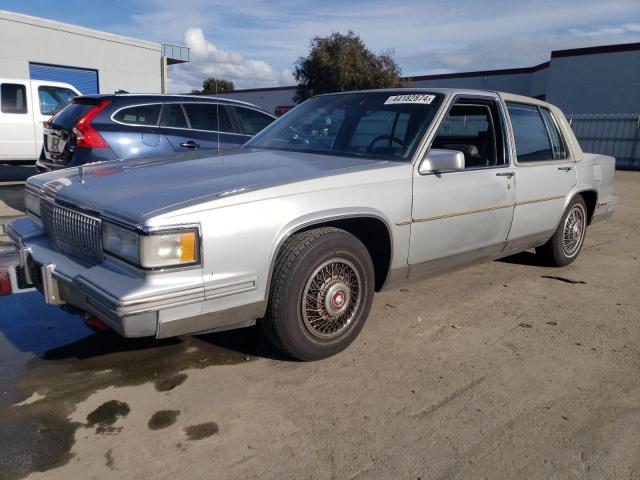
[112,104,161,126]
[38,86,77,115]
[540,107,568,160]
[1,83,28,114]
[160,103,188,129]
[233,106,274,135]
[506,103,554,162]
[183,103,233,132]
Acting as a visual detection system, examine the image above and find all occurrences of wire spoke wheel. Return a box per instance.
[301,258,362,339]
[562,204,586,257]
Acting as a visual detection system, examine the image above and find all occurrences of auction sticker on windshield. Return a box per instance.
[384,94,435,105]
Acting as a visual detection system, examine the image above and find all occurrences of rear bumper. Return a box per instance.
[6,216,261,338]
[591,193,619,224]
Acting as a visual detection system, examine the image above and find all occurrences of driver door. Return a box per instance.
[408,95,515,277]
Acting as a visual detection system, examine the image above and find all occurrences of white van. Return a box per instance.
[0,78,81,164]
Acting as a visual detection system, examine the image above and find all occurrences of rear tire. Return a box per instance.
[260,227,375,361]
[536,196,588,267]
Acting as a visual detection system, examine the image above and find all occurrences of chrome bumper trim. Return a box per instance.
[18,247,33,284]
[157,301,264,338]
[41,263,65,305]
[74,276,205,316]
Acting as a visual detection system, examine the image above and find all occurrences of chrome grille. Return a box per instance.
[41,201,104,264]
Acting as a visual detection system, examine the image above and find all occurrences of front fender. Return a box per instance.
[264,207,395,296]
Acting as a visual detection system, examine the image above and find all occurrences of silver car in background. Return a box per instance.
[7,88,618,360]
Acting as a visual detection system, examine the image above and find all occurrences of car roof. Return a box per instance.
[74,93,273,115]
[317,88,554,108]
[0,77,79,90]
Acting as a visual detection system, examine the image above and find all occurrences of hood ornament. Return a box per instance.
[217,187,247,197]
[79,166,85,184]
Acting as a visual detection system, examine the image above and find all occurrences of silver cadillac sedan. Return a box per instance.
[7,89,618,360]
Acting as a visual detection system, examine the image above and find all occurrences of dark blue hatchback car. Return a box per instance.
[37,94,276,171]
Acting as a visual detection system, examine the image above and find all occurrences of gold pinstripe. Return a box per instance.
[395,194,565,226]
[514,194,565,206]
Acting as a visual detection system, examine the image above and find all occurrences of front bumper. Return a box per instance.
[6,216,209,338]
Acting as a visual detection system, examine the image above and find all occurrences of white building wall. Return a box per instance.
[0,10,162,94]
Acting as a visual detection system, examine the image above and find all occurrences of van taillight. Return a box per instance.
[74,101,111,148]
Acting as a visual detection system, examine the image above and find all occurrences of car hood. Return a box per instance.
[29,149,393,222]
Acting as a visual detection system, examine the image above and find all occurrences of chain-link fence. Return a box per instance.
[567,114,640,170]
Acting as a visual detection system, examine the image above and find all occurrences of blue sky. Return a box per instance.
[3,0,640,92]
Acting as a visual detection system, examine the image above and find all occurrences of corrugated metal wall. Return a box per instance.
[29,63,99,94]
[567,114,640,170]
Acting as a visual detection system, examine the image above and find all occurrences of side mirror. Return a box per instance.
[419,149,465,174]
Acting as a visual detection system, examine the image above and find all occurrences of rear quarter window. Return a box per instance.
[112,104,161,126]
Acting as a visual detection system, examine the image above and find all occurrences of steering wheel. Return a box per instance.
[288,126,311,145]
[368,135,406,151]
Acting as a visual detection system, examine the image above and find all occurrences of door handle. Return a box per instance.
[179,141,200,149]
[558,166,573,171]
[496,172,514,178]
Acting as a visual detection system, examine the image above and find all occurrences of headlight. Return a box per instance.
[139,230,198,268]
[102,222,199,269]
[25,190,41,217]
[102,222,140,265]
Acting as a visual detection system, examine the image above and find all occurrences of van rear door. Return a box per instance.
[0,80,37,161]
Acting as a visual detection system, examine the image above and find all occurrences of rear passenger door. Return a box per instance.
[104,103,166,159]
[160,102,242,153]
[505,102,577,248]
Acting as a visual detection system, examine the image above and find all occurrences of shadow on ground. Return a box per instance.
[498,251,549,267]
[0,164,36,182]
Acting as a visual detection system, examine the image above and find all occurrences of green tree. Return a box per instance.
[201,77,235,94]
[293,31,405,103]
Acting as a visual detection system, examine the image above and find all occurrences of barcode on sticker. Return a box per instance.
[384,94,435,105]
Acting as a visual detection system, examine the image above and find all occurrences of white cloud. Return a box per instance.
[167,27,294,93]
[106,0,640,90]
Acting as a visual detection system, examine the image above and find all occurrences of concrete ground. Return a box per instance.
[0,171,638,480]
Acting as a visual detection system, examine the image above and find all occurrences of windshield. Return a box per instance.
[245,92,444,161]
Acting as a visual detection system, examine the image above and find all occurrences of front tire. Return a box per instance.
[261,227,375,361]
[536,196,588,267]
